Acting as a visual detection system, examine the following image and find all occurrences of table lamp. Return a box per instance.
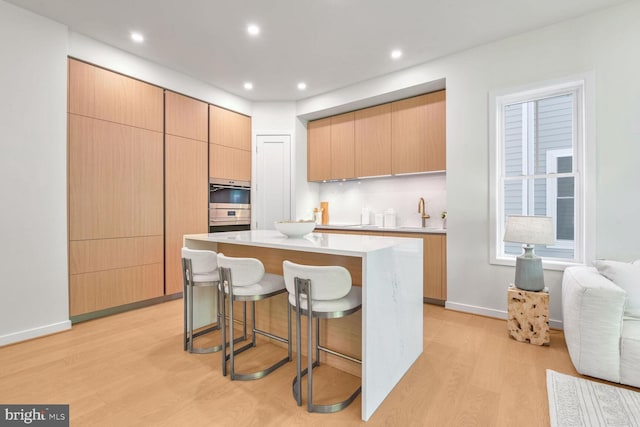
[503,215,555,292]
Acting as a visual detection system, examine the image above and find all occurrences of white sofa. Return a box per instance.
[562,265,640,388]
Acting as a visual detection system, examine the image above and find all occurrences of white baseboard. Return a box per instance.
[0,320,72,347]
[444,301,563,330]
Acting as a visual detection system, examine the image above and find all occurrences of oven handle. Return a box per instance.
[210,185,251,191]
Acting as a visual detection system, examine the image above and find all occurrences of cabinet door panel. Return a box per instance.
[424,90,446,171]
[165,91,208,142]
[355,104,391,177]
[69,236,162,275]
[68,115,163,240]
[69,263,164,316]
[307,118,331,181]
[391,90,446,174]
[68,59,163,132]
[424,234,445,300]
[209,144,251,182]
[209,105,251,150]
[330,112,355,179]
[165,135,208,295]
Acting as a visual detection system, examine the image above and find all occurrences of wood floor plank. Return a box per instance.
[0,299,608,426]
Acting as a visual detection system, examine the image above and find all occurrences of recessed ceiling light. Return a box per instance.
[243,82,253,90]
[130,32,144,43]
[247,24,260,36]
[297,82,307,90]
[391,49,403,59]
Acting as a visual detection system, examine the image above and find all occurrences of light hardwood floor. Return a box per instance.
[0,300,584,426]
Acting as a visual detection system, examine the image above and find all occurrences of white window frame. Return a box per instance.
[489,74,596,270]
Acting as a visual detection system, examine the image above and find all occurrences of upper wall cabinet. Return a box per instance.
[307,89,446,181]
[330,112,356,180]
[68,59,163,132]
[209,105,252,182]
[307,113,355,181]
[307,117,331,181]
[355,103,392,177]
[391,90,446,174]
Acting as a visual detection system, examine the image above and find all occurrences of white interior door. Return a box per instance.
[255,135,291,229]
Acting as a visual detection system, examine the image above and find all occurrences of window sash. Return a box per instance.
[491,79,587,268]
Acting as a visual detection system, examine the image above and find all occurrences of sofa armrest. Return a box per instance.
[562,266,626,383]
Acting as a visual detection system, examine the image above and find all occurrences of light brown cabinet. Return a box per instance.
[164,92,208,295]
[307,113,355,181]
[68,59,163,132]
[317,228,447,303]
[307,90,445,181]
[68,60,164,317]
[165,91,208,142]
[210,105,251,150]
[307,118,331,181]
[209,105,252,182]
[330,112,356,179]
[355,104,392,177]
[391,90,446,174]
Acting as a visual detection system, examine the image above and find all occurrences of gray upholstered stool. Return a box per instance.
[218,253,291,380]
[283,260,362,413]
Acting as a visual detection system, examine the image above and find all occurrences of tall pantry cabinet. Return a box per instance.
[68,59,164,317]
[67,60,248,319]
[164,91,209,295]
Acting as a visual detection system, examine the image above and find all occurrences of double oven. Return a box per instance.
[209,178,251,232]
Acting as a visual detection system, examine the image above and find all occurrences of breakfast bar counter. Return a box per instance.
[184,230,423,421]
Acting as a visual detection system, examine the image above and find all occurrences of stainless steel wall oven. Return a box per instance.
[209,178,251,232]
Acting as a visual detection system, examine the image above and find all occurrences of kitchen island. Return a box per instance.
[184,230,423,421]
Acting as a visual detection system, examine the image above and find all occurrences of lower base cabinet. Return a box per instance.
[317,229,447,303]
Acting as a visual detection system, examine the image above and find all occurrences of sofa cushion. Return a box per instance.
[562,266,625,383]
[593,260,640,318]
[620,317,640,388]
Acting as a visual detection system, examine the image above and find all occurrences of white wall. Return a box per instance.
[317,174,446,227]
[296,1,640,326]
[0,1,71,345]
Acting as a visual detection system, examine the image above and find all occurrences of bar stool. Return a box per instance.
[181,247,246,353]
[218,253,292,380]
[282,260,362,413]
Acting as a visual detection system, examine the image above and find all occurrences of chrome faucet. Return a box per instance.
[418,197,430,227]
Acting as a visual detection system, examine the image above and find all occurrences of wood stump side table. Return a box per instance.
[507,285,550,345]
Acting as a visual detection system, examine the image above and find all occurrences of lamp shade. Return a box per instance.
[503,215,555,245]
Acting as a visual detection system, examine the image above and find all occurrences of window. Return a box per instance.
[490,76,594,268]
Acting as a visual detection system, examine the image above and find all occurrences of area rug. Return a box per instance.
[547,370,640,426]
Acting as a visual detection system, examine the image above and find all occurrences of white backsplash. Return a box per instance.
[313,173,447,228]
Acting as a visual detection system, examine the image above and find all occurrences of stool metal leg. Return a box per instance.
[291,276,362,414]
[221,267,291,381]
[220,267,263,378]
[183,259,189,352]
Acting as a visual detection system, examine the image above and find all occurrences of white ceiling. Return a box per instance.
[6,0,628,101]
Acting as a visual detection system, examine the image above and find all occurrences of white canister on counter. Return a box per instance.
[383,209,396,228]
[361,207,370,225]
[374,213,384,227]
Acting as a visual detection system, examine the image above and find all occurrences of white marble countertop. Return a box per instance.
[184,229,421,257]
[315,223,446,235]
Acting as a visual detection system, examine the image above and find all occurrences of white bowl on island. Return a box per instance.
[274,220,316,237]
